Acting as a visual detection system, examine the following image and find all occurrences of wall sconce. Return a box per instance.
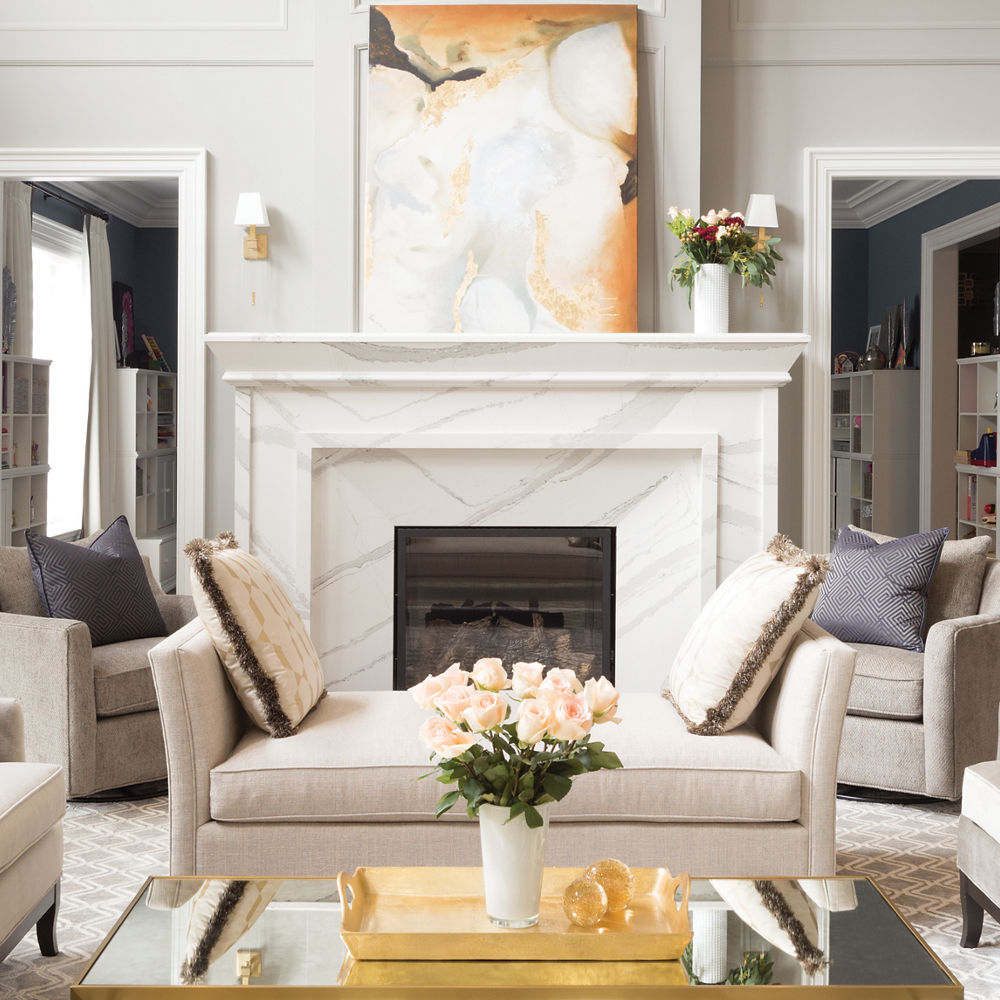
[744,193,778,251]
[234,192,270,260]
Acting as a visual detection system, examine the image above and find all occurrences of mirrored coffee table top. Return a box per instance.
[74,875,961,997]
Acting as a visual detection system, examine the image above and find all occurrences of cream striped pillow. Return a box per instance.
[186,533,325,737]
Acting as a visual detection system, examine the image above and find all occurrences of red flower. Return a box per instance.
[692,226,718,240]
[723,216,745,228]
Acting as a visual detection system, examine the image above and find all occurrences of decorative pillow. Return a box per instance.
[810,526,948,652]
[180,879,282,984]
[662,535,827,735]
[185,532,326,738]
[711,879,827,975]
[24,515,167,647]
[846,527,990,634]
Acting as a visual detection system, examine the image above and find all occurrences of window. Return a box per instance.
[32,215,90,538]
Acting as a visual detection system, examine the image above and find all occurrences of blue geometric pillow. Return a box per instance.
[810,525,949,651]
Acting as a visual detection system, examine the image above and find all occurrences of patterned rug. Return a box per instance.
[1,795,998,997]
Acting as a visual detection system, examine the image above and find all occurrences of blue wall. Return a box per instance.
[31,188,178,370]
[831,229,869,357]
[832,180,1000,363]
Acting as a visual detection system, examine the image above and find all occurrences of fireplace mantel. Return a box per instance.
[207,331,807,691]
[206,332,807,388]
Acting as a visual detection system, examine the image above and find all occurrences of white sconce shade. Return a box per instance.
[234,192,270,228]
[744,193,778,229]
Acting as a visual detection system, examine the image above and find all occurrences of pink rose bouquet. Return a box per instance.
[410,658,623,828]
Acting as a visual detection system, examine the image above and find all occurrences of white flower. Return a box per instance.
[667,205,679,221]
[681,208,691,218]
[703,209,719,225]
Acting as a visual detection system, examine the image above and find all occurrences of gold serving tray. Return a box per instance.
[336,866,691,962]
[338,956,688,987]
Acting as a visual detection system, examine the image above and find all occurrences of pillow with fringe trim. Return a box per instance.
[185,532,326,737]
[661,535,827,735]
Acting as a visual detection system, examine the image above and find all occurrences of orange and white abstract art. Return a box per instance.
[365,4,638,333]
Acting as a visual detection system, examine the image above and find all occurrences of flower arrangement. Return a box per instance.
[666,207,782,304]
[411,658,623,829]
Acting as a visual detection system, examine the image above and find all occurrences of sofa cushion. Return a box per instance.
[24,516,167,646]
[811,526,948,652]
[209,691,802,825]
[962,760,1000,846]
[845,642,924,721]
[662,535,826,735]
[852,528,991,634]
[92,637,165,717]
[186,533,326,739]
[0,761,64,872]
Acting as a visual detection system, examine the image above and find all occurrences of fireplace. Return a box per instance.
[393,527,615,690]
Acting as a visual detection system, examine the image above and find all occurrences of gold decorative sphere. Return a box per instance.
[562,876,608,927]
[585,858,635,912]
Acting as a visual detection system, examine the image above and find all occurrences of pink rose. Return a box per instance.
[434,683,474,724]
[419,716,477,759]
[462,690,507,732]
[516,698,553,745]
[408,662,469,710]
[541,667,583,696]
[511,661,544,697]
[471,657,509,692]
[584,676,621,724]
[547,693,593,741]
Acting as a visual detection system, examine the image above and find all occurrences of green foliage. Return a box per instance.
[666,209,782,306]
[681,944,774,987]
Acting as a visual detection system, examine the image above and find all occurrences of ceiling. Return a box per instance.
[49,178,178,228]
[831,178,962,229]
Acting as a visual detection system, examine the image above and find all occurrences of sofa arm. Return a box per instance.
[0,697,25,763]
[751,619,856,875]
[156,593,197,635]
[0,611,95,793]
[923,614,1000,799]
[149,617,246,875]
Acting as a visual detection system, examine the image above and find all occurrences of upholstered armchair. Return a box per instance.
[0,543,196,798]
[836,542,1000,801]
[0,698,63,962]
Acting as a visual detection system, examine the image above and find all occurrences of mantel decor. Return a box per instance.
[667,207,782,333]
[411,658,623,927]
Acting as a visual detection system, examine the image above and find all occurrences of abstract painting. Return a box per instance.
[366,4,637,334]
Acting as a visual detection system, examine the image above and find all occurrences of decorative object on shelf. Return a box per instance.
[692,263,729,334]
[411,659,623,927]
[833,350,859,374]
[1,266,14,355]
[893,300,908,368]
[971,428,997,467]
[562,875,608,927]
[112,282,134,368]
[666,207,782,330]
[972,341,991,357]
[234,192,270,261]
[585,858,635,912]
[858,342,887,370]
[141,334,170,372]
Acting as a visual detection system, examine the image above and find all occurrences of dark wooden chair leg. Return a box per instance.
[35,881,59,957]
[960,871,985,948]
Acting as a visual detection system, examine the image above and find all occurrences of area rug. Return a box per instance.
[1,795,998,997]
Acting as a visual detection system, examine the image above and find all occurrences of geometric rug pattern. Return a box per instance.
[1,794,998,998]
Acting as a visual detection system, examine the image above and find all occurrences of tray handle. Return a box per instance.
[336,870,363,927]
[668,872,691,922]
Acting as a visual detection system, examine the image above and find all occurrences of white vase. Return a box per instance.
[692,262,730,334]
[478,802,551,927]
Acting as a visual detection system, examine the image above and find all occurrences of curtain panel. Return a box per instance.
[2,181,33,356]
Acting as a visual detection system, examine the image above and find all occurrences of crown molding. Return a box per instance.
[831,178,963,229]
[55,179,178,228]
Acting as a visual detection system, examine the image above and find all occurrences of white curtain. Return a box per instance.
[2,181,33,355]
[81,215,119,535]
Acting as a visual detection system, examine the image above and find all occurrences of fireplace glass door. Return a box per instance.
[394,527,615,690]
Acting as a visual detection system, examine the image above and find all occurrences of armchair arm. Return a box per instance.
[751,619,856,875]
[156,593,197,635]
[923,614,1000,799]
[0,611,95,793]
[149,618,245,875]
[0,697,25,763]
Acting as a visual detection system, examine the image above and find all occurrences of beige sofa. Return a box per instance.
[151,617,856,879]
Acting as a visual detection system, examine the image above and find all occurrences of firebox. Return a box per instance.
[393,526,615,691]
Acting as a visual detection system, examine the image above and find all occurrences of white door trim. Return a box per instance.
[0,148,207,583]
[802,147,1000,551]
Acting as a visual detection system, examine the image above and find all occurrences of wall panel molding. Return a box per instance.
[0,0,287,31]
[731,0,1000,32]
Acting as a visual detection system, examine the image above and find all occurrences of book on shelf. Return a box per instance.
[967,474,978,522]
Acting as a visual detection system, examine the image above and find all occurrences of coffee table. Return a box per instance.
[72,874,962,998]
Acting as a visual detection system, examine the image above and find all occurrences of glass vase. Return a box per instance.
[478,801,551,927]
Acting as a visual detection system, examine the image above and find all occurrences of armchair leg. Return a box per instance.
[35,881,59,957]
[960,872,985,948]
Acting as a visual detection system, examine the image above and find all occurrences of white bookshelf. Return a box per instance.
[116,369,177,590]
[956,356,1000,553]
[830,370,919,545]
[1,356,50,546]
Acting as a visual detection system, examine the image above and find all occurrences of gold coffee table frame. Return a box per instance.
[72,873,963,999]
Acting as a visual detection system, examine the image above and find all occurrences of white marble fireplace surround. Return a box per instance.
[206,333,806,692]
